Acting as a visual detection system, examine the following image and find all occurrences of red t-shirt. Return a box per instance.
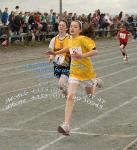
[34,15,41,24]
[117,30,129,43]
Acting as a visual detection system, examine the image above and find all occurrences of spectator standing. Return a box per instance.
[1,8,9,25]
[34,12,42,29]
[118,11,123,21]
[87,13,92,23]
[49,9,53,24]
[8,11,14,30]
[12,12,21,35]
[15,6,20,15]
[51,12,57,32]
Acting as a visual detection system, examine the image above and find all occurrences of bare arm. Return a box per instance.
[82,49,98,58]
[46,48,69,56]
[128,32,133,38]
[72,49,98,59]
[117,32,120,40]
[55,48,69,55]
[48,55,55,63]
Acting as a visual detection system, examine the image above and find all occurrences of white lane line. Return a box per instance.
[93,50,137,65]
[100,64,137,79]
[0,79,58,97]
[0,59,48,72]
[0,127,57,133]
[16,104,65,126]
[71,131,137,138]
[74,97,137,130]
[96,41,136,52]
[97,76,137,94]
[37,136,64,150]
[0,76,55,87]
[0,63,54,77]
[94,44,137,58]
[1,127,136,138]
[37,97,137,150]
[0,56,45,69]
[96,57,137,70]
[0,66,53,78]
[123,137,137,150]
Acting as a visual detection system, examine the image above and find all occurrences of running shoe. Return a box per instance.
[123,56,128,64]
[57,122,70,136]
[96,78,103,88]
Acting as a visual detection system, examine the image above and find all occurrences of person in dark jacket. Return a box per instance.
[8,11,14,30]
[1,8,9,25]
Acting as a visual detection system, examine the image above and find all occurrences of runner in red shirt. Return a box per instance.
[117,25,130,64]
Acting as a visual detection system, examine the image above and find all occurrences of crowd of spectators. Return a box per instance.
[0,6,137,46]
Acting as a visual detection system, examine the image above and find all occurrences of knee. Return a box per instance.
[120,45,124,49]
[67,93,75,101]
[58,79,66,90]
[58,82,64,90]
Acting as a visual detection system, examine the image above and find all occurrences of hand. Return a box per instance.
[45,50,56,56]
[48,56,54,63]
[71,51,83,59]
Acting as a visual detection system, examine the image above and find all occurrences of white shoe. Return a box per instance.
[57,122,70,136]
[123,56,128,63]
[95,78,103,88]
[123,56,126,60]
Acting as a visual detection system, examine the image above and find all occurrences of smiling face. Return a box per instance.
[120,27,126,32]
[69,21,82,37]
[58,21,68,34]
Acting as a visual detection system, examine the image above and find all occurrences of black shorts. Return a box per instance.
[54,64,70,79]
[120,42,127,47]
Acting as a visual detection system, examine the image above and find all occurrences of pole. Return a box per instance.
[59,0,63,19]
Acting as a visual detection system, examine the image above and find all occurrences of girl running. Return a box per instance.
[117,25,131,64]
[48,20,71,96]
[46,20,101,136]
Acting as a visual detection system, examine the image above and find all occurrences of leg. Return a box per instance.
[120,44,126,57]
[85,78,102,96]
[58,74,68,96]
[58,81,79,135]
[120,44,128,63]
[85,86,94,95]
[64,82,79,124]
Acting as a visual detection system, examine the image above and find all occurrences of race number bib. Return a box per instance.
[69,47,82,55]
[120,33,126,39]
[54,54,65,65]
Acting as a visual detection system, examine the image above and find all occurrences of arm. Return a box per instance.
[46,48,69,56]
[72,49,98,59]
[128,32,133,38]
[72,37,98,59]
[47,37,55,63]
[55,48,69,55]
[82,49,98,58]
[117,31,120,40]
[48,55,55,63]
[46,36,69,55]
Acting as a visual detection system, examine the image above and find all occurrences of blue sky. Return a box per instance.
[0,0,137,15]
